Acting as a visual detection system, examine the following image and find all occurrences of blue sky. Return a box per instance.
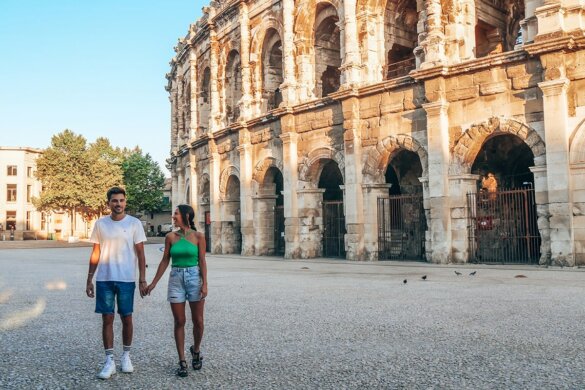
[0,0,205,176]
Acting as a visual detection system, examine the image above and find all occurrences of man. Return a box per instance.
[86,187,148,379]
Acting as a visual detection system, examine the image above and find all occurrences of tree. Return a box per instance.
[34,130,91,235]
[121,150,165,214]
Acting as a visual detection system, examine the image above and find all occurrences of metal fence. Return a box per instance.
[323,201,346,258]
[377,194,426,261]
[467,188,540,264]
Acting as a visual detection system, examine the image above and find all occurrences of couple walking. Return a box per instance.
[85,187,208,379]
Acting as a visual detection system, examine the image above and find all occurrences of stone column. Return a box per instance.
[362,184,392,260]
[177,165,185,205]
[208,140,222,254]
[209,25,221,132]
[280,124,301,258]
[297,188,325,258]
[539,78,574,266]
[342,96,365,260]
[253,194,278,255]
[340,0,361,87]
[530,165,551,264]
[170,87,178,149]
[177,76,185,145]
[171,170,179,216]
[294,38,316,101]
[280,0,297,105]
[522,0,544,44]
[448,174,480,263]
[419,0,446,68]
[238,0,253,120]
[357,11,383,83]
[422,100,452,263]
[189,47,199,139]
[237,141,254,255]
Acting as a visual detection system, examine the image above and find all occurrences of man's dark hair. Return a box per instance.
[107,187,126,201]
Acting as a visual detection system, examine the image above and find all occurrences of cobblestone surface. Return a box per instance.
[0,247,584,389]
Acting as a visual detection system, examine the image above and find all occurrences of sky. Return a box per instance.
[0,0,206,176]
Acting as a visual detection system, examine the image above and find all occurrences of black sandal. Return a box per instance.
[190,346,203,370]
[176,360,188,377]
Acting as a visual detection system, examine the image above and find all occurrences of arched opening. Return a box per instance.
[379,150,426,260]
[200,176,211,252]
[254,167,285,256]
[262,29,283,112]
[198,67,211,135]
[474,0,524,57]
[225,50,242,124]
[222,175,242,254]
[468,134,540,263]
[318,160,345,257]
[383,1,417,79]
[314,5,341,97]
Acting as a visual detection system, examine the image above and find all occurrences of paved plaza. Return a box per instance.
[0,245,584,389]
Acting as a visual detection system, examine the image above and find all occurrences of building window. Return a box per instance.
[7,184,17,202]
[26,211,31,230]
[27,185,32,202]
[6,211,16,230]
[7,165,17,176]
[27,167,33,178]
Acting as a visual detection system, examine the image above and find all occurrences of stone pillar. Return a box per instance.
[280,125,301,258]
[208,140,222,254]
[237,141,254,255]
[238,0,253,120]
[170,87,178,149]
[171,170,179,216]
[342,97,365,260]
[422,100,452,263]
[253,194,278,255]
[522,0,544,44]
[297,188,325,258]
[177,163,185,205]
[177,76,185,145]
[539,78,574,265]
[189,47,199,139]
[280,0,297,105]
[340,0,361,87]
[448,174,480,263]
[530,165,552,264]
[443,0,475,62]
[209,25,221,132]
[362,184,392,260]
[295,39,316,101]
[419,0,446,68]
[357,11,383,83]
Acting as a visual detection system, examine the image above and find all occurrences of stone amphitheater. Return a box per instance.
[166,0,585,265]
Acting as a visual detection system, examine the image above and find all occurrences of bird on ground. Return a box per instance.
[403,279,407,284]
[421,275,427,280]
[469,271,477,276]
[455,271,462,276]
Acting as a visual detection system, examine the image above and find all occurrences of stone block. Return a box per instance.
[479,80,510,96]
[512,75,541,90]
[506,63,528,78]
[446,86,479,102]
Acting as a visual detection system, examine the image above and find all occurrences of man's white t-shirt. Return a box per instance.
[90,215,147,282]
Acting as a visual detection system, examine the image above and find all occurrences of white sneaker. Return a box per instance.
[121,353,134,373]
[97,357,116,379]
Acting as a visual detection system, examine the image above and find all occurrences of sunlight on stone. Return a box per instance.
[0,298,46,331]
[45,280,67,291]
[0,289,14,304]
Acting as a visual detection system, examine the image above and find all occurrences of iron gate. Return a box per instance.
[323,201,346,258]
[467,188,540,264]
[274,205,285,256]
[204,211,211,252]
[377,194,426,260]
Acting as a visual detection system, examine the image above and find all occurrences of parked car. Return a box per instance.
[157,223,174,237]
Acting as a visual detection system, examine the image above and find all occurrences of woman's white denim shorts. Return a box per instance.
[167,266,202,303]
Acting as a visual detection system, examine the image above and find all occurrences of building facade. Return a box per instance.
[167,0,585,265]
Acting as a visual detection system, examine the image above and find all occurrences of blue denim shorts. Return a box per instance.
[95,281,135,316]
[167,266,202,303]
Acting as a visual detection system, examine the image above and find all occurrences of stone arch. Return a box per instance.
[451,117,546,174]
[250,17,284,60]
[294,0,343,55]
[298,146,345,184]
[570,118,585,164]
[219,166,240,200]
[252,157,284,185]
[362,134,428,182]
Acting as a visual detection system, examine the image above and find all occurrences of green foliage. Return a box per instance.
[121,150,166,214]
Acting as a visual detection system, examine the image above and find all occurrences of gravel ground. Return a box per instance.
[0,246,584,389]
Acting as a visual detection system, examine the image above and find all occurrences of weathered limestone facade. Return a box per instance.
[167,0,585,265]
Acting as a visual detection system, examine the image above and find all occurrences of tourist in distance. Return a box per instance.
[85,186,148,380]
[147,204,208,377]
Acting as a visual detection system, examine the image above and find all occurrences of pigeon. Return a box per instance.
[421,275,427,280]
[403,279,407,284]
[455,271,462,276]
[469,271,476,276]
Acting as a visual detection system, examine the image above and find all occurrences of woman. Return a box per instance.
[147,204,208,377]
